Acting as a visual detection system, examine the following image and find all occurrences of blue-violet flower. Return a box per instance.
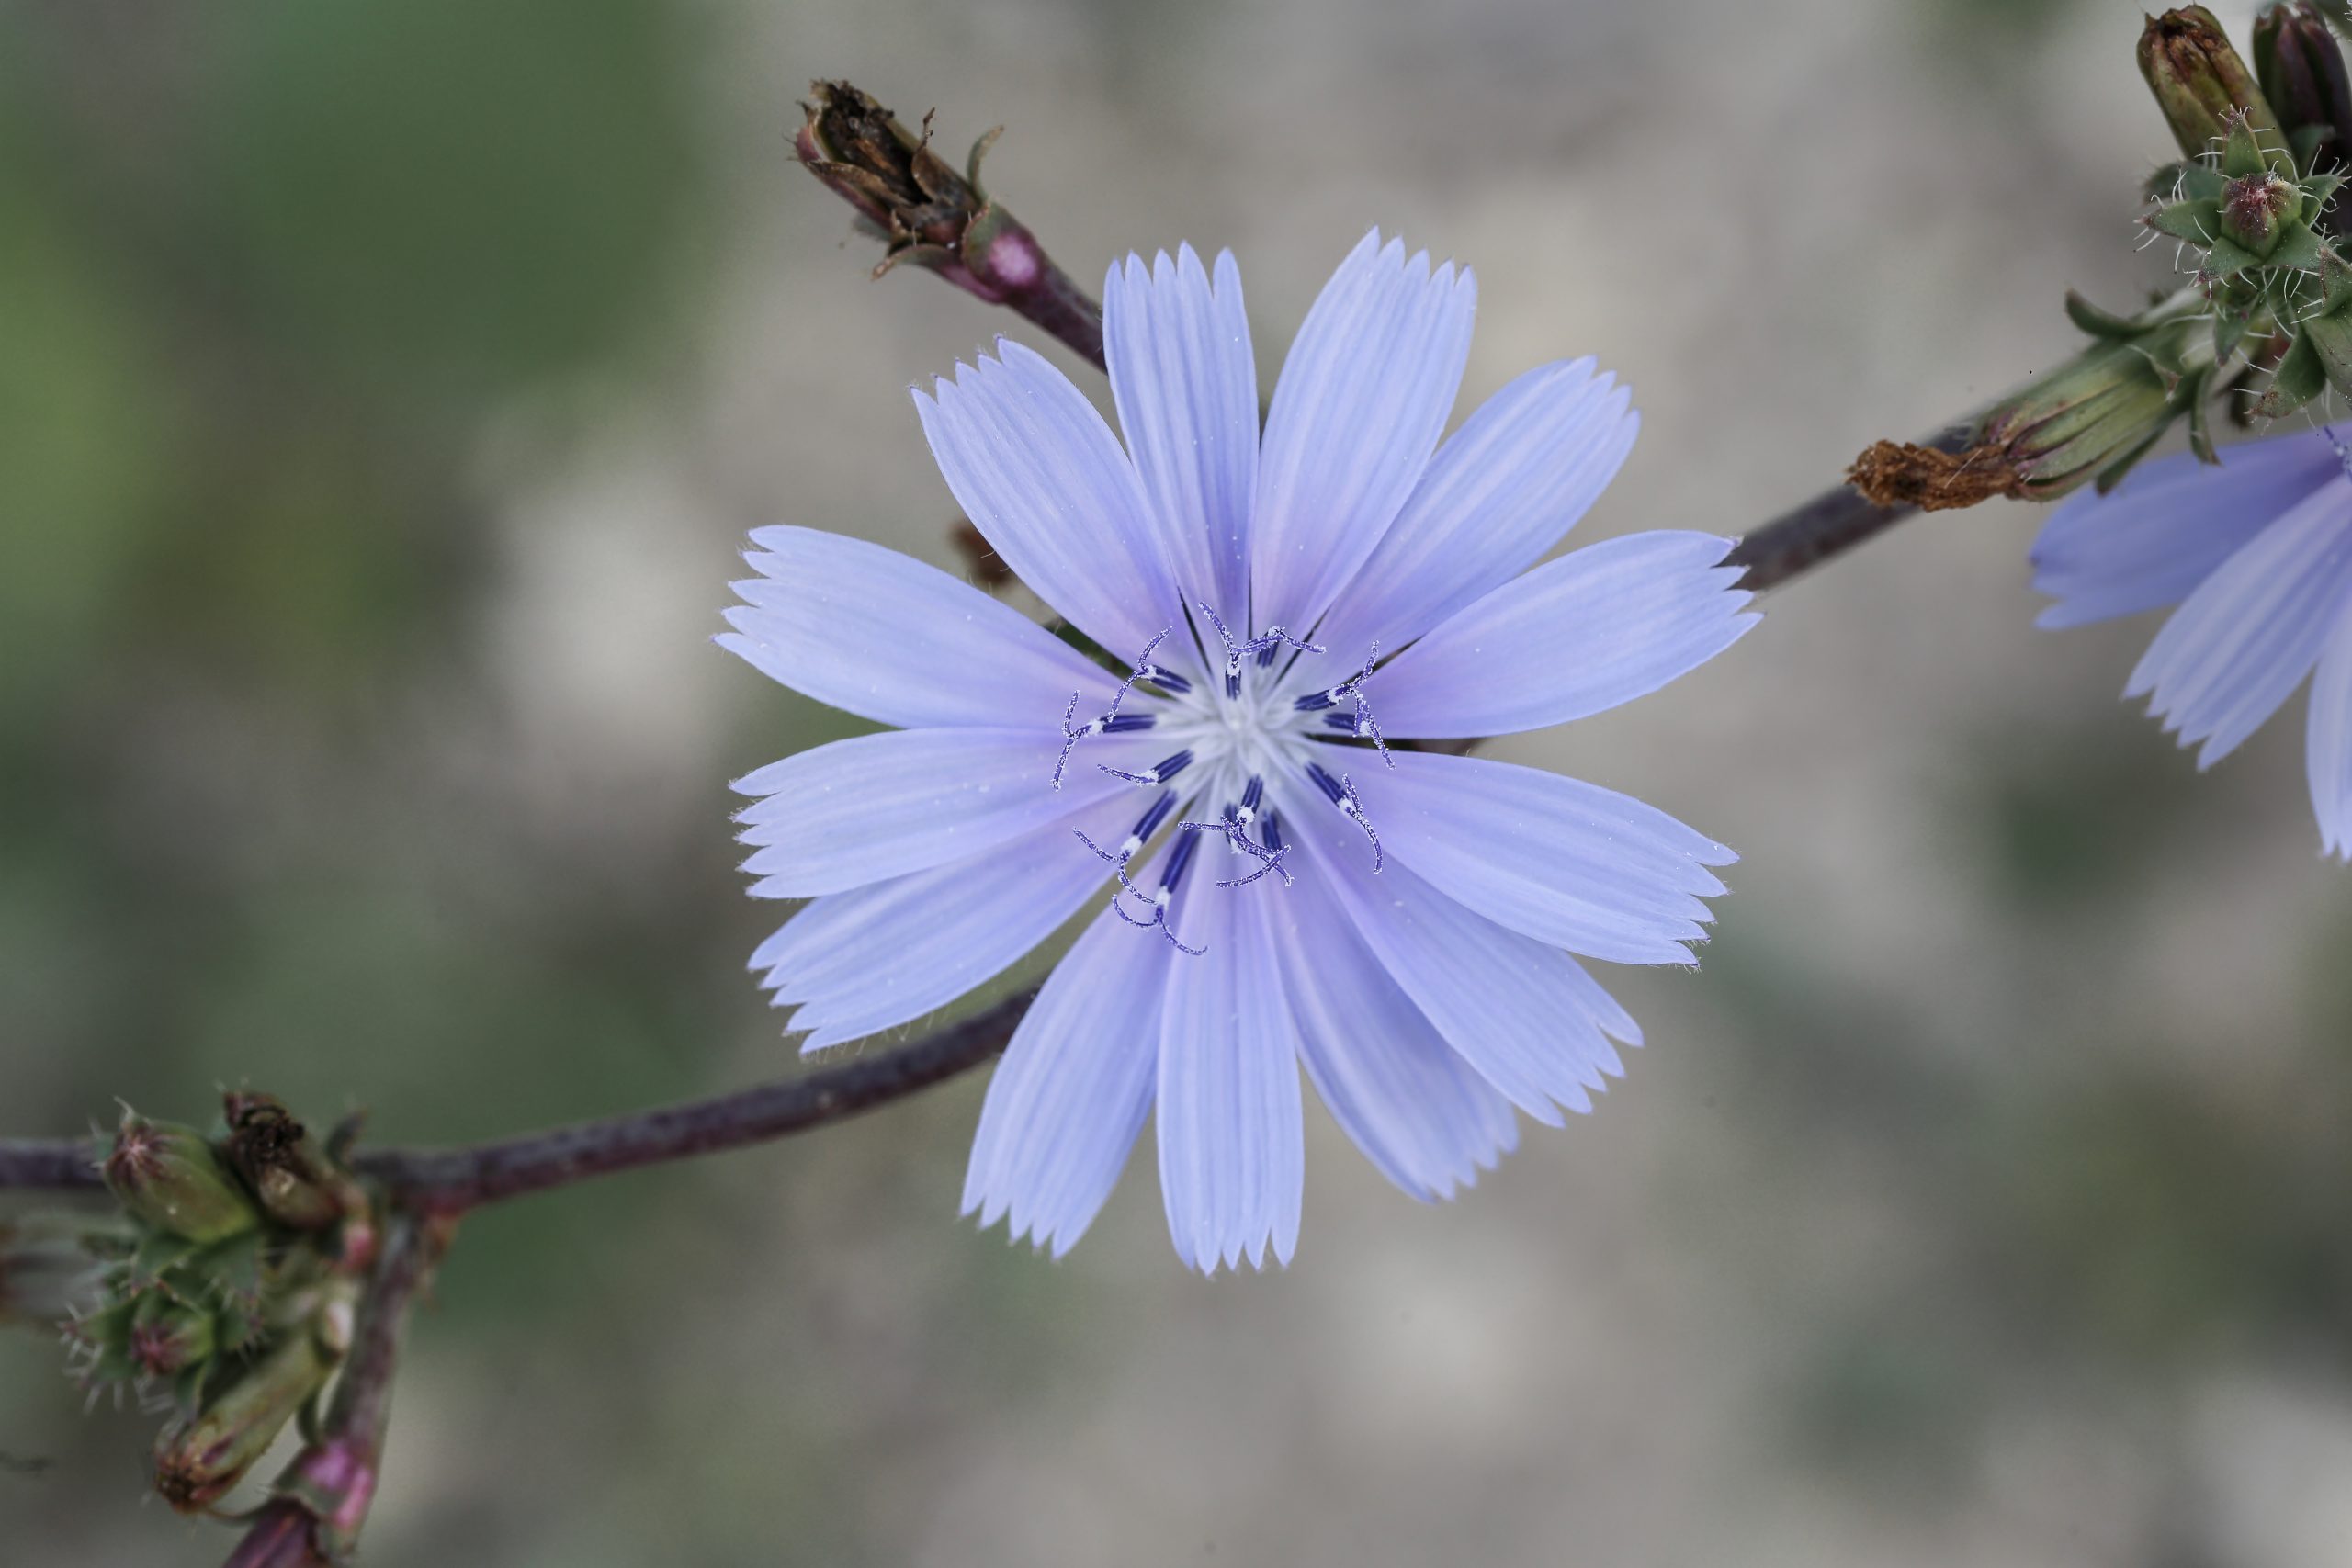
[720,230,1756,1270]
[2031,425,2352,857]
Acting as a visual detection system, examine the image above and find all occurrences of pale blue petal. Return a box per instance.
[2126,484,2352,768]
[1346,751,1734,965]
[1264,867,1518,1201]
[1251,229,1476,637]
[914,341,1189,663]
[1312,359,1638,660]
[2031,434,2339,629]
[1104,245,1257,617]
[1157,881,1306,1272]
[962,901,1170,1258]
[1283,788,1633,1125]
[1372,531,1757,738]
[732,727,1153,897]
[2308,598,2352,859]
[755,794,1139,1051]
[718,525,1123,728]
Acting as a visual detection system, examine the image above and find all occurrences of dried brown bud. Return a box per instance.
[796,80,1102,366]
[797,83,978,250]
[223,1093,362,1235]
[950,519,1014,589]
[1847,440,2030,512]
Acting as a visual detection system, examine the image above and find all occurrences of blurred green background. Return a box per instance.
[9,0,2352,1562]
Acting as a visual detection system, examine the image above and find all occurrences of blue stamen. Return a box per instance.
[1196,601,1326,698]
[1306,760,1383,872]
[1048,627,1172,788]
[1178,777,1292,889]
[1101,713,1156,734]
[1108,825,1208,954]
[1299,641,1393,768]
[1135,792,1178,839]
[1091,795,1208,955]
[1073,789,1180,901]
[1220,848,1289,887]
[1101,749,1193,787]
[1162,827,1203,891]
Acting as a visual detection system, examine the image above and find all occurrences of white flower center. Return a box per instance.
[1048,606,1393,955]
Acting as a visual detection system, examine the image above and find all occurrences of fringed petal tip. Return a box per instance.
[962,1205,1089,1264]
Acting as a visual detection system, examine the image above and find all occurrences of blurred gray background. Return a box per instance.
[8,0,2352,1562]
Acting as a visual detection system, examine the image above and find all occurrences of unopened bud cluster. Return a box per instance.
[67,1097,373,1514]
[1941,6,2352,502]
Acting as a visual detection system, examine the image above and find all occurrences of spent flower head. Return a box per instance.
[795,80,1101,361]
[719,229,1755,1269]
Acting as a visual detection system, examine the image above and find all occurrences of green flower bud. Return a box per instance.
[2256,2,2352,187]
[1977,329,2201,497]
[2256,250,2352,413]
[2141,8,2290,168]
[222,1094,358,1235]
[105,1112,262,1246]
[2219,167,2301,252]
[153,1324,340,1513]
[130,1291,218,1380]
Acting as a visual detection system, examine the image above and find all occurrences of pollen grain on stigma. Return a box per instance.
[1050,608,1396,953]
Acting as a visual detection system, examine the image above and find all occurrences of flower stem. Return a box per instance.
[349,989,1034,1213]
[0,1137,102,1192]
[0,994,1032,1210]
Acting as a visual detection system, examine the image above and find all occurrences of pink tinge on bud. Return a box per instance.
[296,1439,379,1536]
[130,1322,197,1378]
[104,1111,263,1244]
[103,1119,163,1190]
[221,1500,329,1568]
[2222,170,2298,251]
[985,229,1042,288]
